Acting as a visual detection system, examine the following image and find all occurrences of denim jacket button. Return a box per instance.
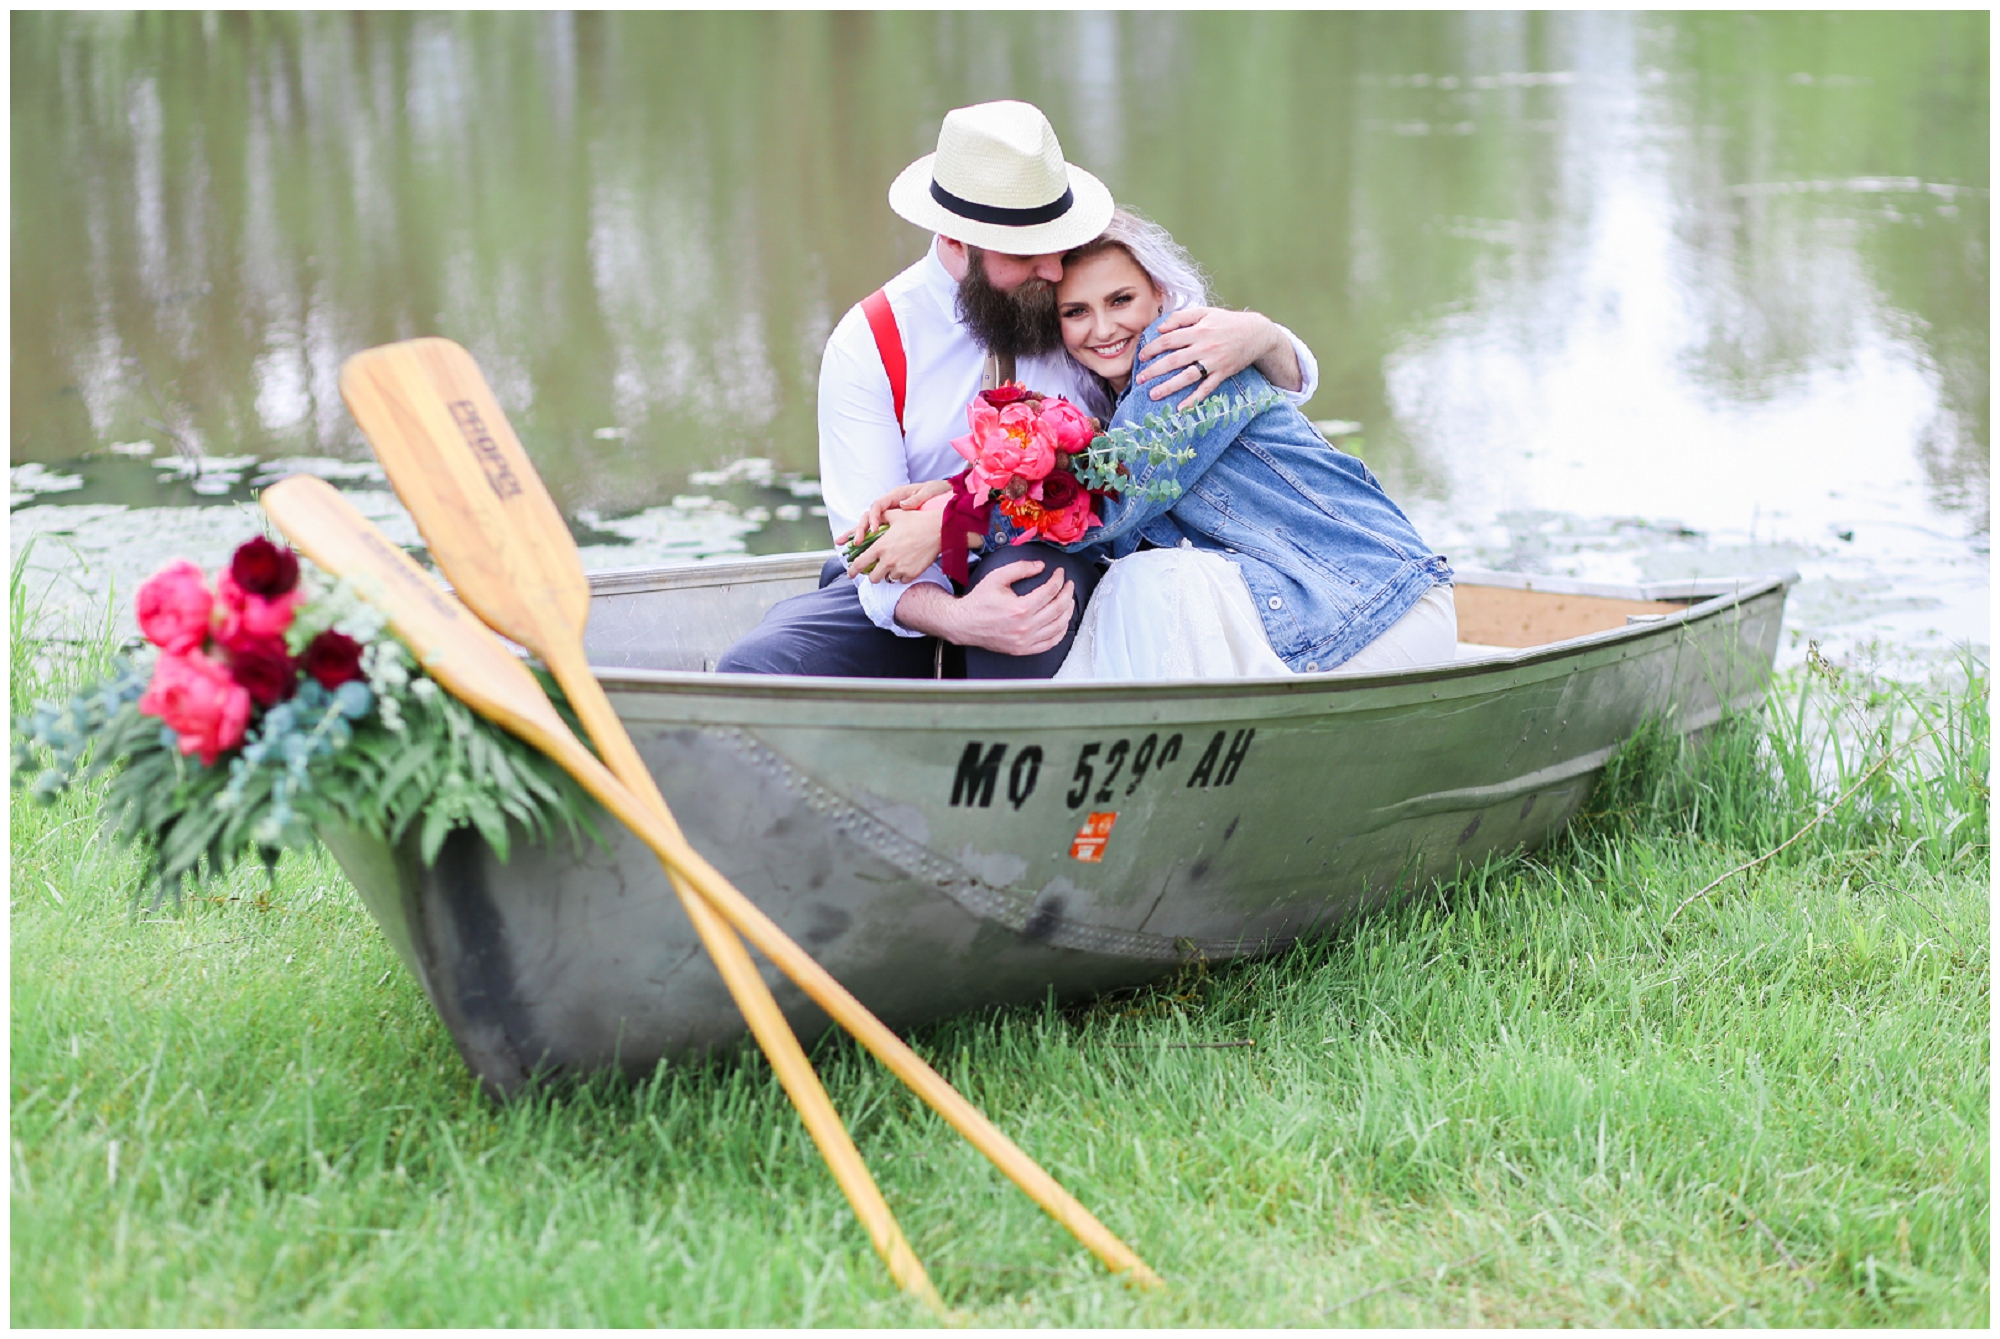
[1267,595,1283,610]
[1305,660,1319,673]
[1179,538,1193,549]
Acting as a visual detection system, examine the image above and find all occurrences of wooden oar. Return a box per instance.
[261,476,939,1309]
[328,338,1162,1288]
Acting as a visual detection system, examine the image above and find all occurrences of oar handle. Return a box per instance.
[670,862,939,1307]
[535,671,1161,1289]
[652,810,1164,1289]
[539,648,940,1310]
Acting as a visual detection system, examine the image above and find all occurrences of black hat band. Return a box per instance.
[930,178,1075,227]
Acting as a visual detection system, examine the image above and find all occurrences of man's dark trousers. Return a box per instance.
[714,542,1100,678]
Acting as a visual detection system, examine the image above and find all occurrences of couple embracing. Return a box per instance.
[720,100,1455,682]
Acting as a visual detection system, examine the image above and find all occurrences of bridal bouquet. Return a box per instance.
[952,385,1111,546]
[13,535,596,905]
[843,381,1285,577]
[956,382,1288,561]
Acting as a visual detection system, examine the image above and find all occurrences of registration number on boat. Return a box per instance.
[947,730,1255,810]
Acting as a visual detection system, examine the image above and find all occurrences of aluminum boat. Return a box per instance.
[321,555,1794,1097]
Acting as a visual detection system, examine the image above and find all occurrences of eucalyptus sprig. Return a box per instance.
[1072,385,1286,501]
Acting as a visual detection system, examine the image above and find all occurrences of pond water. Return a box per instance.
[12,12,1988,671]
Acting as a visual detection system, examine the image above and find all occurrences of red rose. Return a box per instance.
[230,536,300,598]
[979,383,1029,407]
[302,630,365,689]
[226,635,297,708]
[1038,469,1081,512]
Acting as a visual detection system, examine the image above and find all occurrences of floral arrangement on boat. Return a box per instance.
[12,535,596,904]
[842,382,1285,574]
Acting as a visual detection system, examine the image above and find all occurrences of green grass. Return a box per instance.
[11,598,1989,1325]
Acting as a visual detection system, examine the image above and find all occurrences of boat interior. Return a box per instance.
[1450,581,1687,658]
[578,555,1737,676]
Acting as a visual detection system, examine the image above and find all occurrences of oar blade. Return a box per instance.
[339,337,590,650]
[259,473,572,755]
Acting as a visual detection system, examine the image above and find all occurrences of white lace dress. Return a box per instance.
[1055,547,1293,680]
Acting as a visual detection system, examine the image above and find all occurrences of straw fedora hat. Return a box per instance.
[888,100,1114,254]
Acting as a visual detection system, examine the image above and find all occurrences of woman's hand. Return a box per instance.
[1136,308,1303,409]
[835,478,954,547]
[845,505,989,583]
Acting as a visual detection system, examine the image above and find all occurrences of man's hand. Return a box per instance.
[837,478,954,548]
[846,505,946,582]
[1137,307,1303,409]
[895,563,1074,657]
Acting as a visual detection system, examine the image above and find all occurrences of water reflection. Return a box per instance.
[10,11,1988,663]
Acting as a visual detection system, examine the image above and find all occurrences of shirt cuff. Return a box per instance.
[1270,322,1318,408]
[854,562,951,636]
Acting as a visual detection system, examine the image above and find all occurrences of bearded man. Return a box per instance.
[718,100,1320,678]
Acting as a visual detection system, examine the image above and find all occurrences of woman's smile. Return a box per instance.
[1057,247,1165,392]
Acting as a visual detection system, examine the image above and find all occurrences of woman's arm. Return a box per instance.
[1135,308,1305,409]
[1049,319,1271,550]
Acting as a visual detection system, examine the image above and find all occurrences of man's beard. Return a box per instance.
[955,249,1063,360]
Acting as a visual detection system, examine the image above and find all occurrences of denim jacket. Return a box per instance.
[1047,318,1450,672]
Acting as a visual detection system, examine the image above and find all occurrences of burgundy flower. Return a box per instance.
[226,636,298,708]
[302,630,365,690]
[979,383,1029,407]
[230,536,300,598]
[1039,469,1081,512]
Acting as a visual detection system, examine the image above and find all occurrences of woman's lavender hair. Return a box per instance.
[1068,207,1212,313]
[1063,207,1212,415]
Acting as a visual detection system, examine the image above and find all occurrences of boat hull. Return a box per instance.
[324,559,1791,1097]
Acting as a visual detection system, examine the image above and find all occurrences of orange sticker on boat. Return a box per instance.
[1070,811,1118,862]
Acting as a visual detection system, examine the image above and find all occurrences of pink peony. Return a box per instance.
[1038,491,1103,545]
[215,568,303,647]
[1039,399,1097,454]
[139,648,252,765]
[951,401,1058,496]
[135,560,215,654]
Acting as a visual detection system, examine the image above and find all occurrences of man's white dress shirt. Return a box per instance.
[818,240,1320,635]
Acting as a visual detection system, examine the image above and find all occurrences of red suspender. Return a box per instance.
[860,287,907,435]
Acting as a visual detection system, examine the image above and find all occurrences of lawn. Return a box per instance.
[10,608,1988,1326]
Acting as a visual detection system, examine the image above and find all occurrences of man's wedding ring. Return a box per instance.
[1193,359,1209,381]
